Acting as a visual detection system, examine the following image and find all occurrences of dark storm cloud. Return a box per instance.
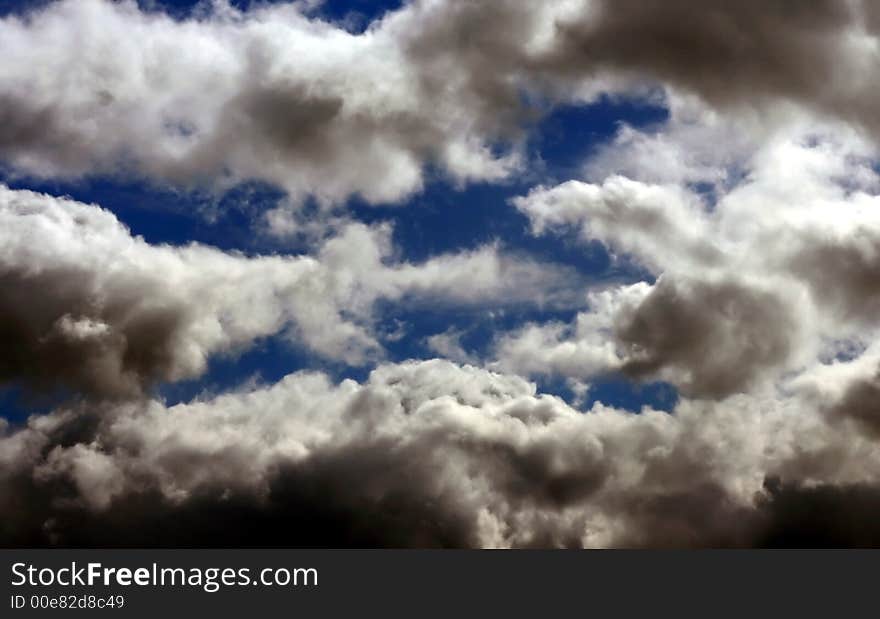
[754,477,880,548]
[397,0,880,147]
[0,425,483,548]
[617,477,880,549]
[608,482,758,548]
[401,0,880,127]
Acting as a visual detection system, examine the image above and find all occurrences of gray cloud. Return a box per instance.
[614,277,798,399]
[787,229,880,326]
[753,477,880,548]
[0,267,190,399]
[545,0,878,128]
[823,368,880,439]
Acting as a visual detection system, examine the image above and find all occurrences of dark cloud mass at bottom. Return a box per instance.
[8,432,880,548]
[10,476,880,549]
[2,359,880,548]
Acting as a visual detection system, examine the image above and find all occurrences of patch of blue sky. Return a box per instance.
[0,0,402,24]
[152,0,403,29]
[0,0,50,17]
[533,93,669,182]
[584,377,678,413]
[2,175,290,252]
[375,298,580,360]
[536,373,679,413]
[154,306,680,413]
[372,295,679,413]
[156,331,320,405]
[0,384,58,425]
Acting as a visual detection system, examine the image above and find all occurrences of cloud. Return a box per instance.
[5,358,880,547]
[792,346,880,440]
[752,477,880,548]
[0,184,573,398]
[425,327,475,364]
[583,93,760,187]
[613,276,798,398]
[493,283,644,380]
[546,1,880,129]
[0,0,538,203]
[512,174,720,273]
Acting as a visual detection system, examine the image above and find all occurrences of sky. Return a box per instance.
[5,0,880,547]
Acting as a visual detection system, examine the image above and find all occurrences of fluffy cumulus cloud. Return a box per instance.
[0,0,540,204]
[8,0,880,547]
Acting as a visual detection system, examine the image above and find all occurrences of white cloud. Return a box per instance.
[0,0,573,204]
[425,327,475,364]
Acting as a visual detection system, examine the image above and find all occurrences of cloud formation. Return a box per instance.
[0,184,572,398]
[6,358,880,547]
[0,0,535,203]
[7,0,880,548]
[503,117,880,398]
[4,0,880,205]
